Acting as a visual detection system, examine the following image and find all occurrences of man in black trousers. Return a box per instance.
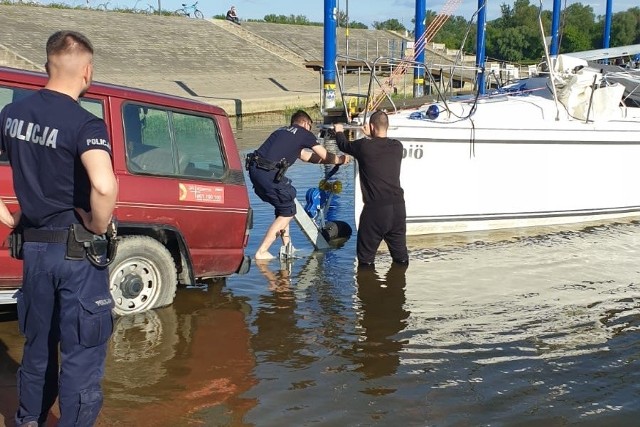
[334,111,408,267]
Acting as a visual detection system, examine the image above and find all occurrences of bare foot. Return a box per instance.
[255,251,275,260]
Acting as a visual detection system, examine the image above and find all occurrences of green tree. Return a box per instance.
[610,11,636,46]
[373,18,406,32]
[499,0,540,28]
[348,21,368,29]
[485,0,544,61]
[263,14,315,25]
[337,10,348,27]
[333,11,367,29]
[431,15,473,51]
[630,7,640,43]
[560,25,593,53]
[559,3,596,52]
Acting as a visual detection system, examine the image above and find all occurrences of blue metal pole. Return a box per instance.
[550,0,561,57]
[476,0,487,95]
[324,0,337,109]
[603,0,613,64]
[414,0,426,97]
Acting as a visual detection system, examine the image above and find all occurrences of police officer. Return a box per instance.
[248,110,350,260]
[335,111,409,267]
[0,31,118,426]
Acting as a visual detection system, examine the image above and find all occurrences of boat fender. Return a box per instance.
[426,104,440,119]
[409,105,440,121]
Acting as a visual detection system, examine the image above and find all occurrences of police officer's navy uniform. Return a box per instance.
[0,89,114,426]
[336,132,409,265]
[248,124,318,217]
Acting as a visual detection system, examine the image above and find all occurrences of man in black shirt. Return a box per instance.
[226,6,240,24]
[335,111,408,266]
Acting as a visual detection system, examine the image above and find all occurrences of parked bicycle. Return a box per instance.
[134,2,156,14]
[96,0,110,10]
[174,1,203,18]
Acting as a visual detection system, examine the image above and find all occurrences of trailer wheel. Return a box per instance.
[109,236,178,316]
[321,220,353,243]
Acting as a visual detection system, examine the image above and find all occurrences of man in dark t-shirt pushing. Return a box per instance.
[335,111,409,267]
[248,110,350,260]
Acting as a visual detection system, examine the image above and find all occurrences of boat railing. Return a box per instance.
[333,53,483,121]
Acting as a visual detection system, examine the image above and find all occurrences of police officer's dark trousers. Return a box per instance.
[357,202,408,265]
[15,236,113,427]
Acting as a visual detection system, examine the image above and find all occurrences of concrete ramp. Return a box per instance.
[0,5,322,116]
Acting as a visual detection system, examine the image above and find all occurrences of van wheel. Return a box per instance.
[109,236,178,316]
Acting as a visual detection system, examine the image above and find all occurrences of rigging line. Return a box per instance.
[442,5,483,122]
[538,0,561,121]
[368,0,462,112]
[469,118,476,158]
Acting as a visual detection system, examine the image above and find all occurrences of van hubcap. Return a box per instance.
[120,274,144,299]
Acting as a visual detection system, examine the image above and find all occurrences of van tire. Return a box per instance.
[109,236,178,316]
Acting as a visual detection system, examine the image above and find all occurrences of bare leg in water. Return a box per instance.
[255,216,293,260]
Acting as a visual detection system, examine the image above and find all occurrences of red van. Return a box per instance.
[0,66,252,315]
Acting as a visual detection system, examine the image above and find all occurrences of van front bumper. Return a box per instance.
[0,289,18,305]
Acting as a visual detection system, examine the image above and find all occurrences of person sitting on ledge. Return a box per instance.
[226,6,240,25]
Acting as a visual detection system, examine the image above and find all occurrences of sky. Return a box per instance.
[41,0,638,28]
[163,0,637,28]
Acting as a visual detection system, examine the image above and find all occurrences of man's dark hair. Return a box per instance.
[369,110,389,130]
[46,30,94,57]
[290,110,313,126]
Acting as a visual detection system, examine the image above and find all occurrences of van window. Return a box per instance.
[0,86,105,163]
[0,86,104,118]
[79,99,104,119]
[124,103,226,179]
[0,86,33,108]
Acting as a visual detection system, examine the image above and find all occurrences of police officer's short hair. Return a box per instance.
[369,110,389,130]
[290,110,313,126]
[46,30,94,57]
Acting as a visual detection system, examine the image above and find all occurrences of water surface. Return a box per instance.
[1,119,640,426]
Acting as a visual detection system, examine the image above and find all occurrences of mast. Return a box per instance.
[476,0,487,94]
[414,0,426,97]
[550,0,561,57]
[323,0,338,109]
[603,0,613,64]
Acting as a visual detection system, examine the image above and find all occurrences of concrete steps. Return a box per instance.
[0,44,44,71]
[209,19,309,69]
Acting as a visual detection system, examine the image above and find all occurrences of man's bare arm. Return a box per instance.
[300,145,350,164]
[77,150,118,234]
[0,199,18,228]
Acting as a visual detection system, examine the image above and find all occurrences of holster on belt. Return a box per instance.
[274,158,289,183]
[246,152,289,183]
[8,223,24,260]
[66,219,118,267]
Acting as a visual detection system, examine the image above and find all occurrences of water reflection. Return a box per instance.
[251,259,316,367]
[354,264,409,385]
[99,281,257,425]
